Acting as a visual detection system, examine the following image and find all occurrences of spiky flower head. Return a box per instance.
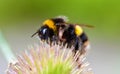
[6,41,93,74]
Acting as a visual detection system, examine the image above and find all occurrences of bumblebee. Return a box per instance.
[31,16,68,43]
[32,16,93,55]
[59,23,93,55]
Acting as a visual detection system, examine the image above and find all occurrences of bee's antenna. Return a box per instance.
[31,31,39,37]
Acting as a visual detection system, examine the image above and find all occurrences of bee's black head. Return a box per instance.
[31,25,55,41]
[38,26,54,40]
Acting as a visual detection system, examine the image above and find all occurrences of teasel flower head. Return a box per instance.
[6,41,93,74]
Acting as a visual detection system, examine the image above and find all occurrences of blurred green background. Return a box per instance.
[0,0,120,74]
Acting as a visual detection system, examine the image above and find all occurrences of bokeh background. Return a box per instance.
[0,0,120,74]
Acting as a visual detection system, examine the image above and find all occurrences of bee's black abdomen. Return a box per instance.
[80,32,88,43]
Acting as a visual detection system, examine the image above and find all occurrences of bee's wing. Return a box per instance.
[62,23,94,28]
[77,24,94,28]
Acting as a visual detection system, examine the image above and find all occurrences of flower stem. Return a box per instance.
[0,31,16,63]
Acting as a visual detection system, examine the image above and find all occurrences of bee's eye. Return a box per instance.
[41,28,47,35]
[43,29,47,34]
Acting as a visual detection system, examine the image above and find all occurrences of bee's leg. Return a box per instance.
[51,35,58,45]
[74,37,81,52]
[73,38,82,61]
[80,41,90,56]
[80,46,86,56]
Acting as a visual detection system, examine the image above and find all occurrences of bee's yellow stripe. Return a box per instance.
[43,19,56,31]
[75,25,83,36]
